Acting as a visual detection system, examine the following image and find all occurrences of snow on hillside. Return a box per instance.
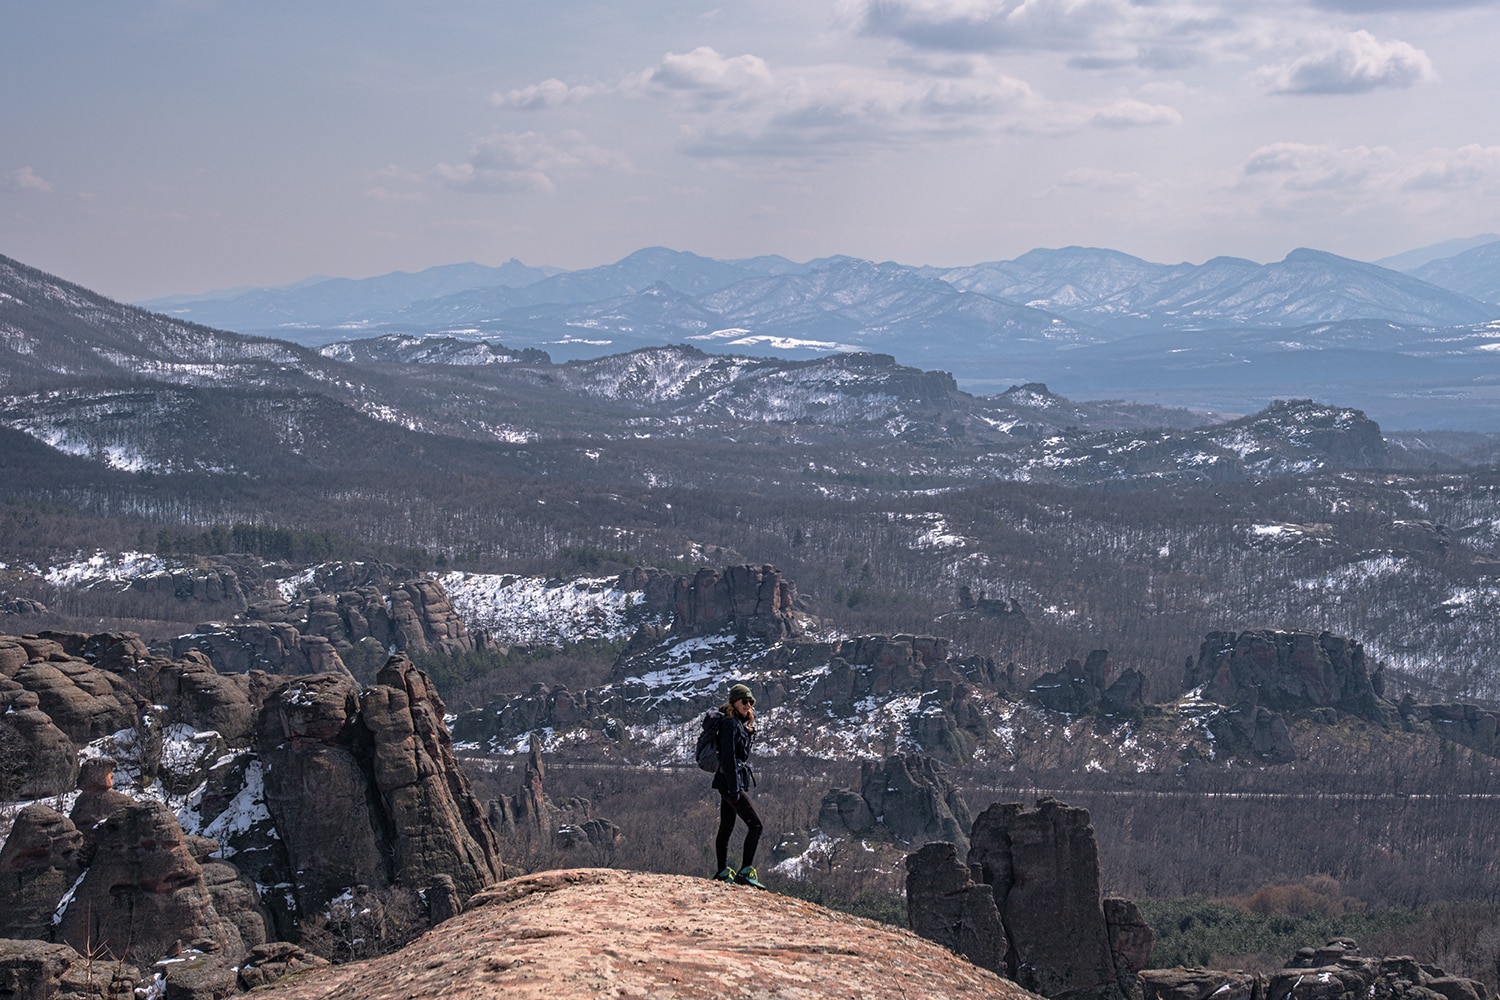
[438,571,652,645]
[43,550,165,588]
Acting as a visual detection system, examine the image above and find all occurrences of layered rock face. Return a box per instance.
[1028,649,1147,718]
[256,656,502,919]
[673,564,798,641]
[173,570,478,676]
[1187,630,1395,723]
[821,754,972,853]
[908,798,1151,1000]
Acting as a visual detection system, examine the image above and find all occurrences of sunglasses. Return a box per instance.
[736,696,755,706]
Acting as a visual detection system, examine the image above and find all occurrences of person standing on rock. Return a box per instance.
[713,683,766,888]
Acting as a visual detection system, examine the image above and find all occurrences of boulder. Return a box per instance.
[237,941,329,991]
[905,841,1006,974]
[1104,897,1155,979]
[0,939,138,1000]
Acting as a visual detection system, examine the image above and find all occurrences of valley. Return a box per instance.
[4,247,1500,994]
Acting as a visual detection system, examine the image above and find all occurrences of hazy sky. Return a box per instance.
[5,0,1500,300]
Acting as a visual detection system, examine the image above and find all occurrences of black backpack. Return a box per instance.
[695,712,723,772]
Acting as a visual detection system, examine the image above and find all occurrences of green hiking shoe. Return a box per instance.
[713,868,736,883]
[735,865,767,889]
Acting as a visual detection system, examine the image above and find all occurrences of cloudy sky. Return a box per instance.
[4,0,1499,300]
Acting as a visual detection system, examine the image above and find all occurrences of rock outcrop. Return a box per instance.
[1186,630,1396,725]
[1028,650,1147,718]
[238,868,1040,1000]
[1143,938,1489,1000]
[905,841,1006,974]
[362,655,504,898]
[0,805,85,940]
[256,657,502,921]
[56,799,248,965]
[835,754,972,853]
[172,571,478,677]
[0,939,138,1000]
[673,564,798,641]
[908,799,1150,1000]
[1205,701,1295,764]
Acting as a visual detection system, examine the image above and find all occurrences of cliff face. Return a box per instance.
[245,868,1041,1000]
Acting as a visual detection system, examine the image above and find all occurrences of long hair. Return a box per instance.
[721,700,755,732]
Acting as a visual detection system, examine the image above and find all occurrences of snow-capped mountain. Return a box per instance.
[134,244,1498,354]
[1411,241,1500,306]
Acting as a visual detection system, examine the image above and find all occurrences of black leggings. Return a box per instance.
[716,791,763,871]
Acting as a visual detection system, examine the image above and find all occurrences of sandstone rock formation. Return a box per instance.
[243,869,1041,1000]
[905,841,1006,974]
[851,754,972,852]
[256,657,502,922]
[56,799,248,965]
[1205,701,1295,764]
[967,799,1129,1000]
[68,757,136,865]
[0,683,78,797]
[1028,650,1147,718]
[172,570,477,677]
[488,735,554,842]
[1186,630,1397,725]
[0,939,138,1000]
[362,654,503,898]
[0,805,84,940]
[673,564,798,641]
[1143,938,1489,1000]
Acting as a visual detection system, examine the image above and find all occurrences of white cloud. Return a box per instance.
[1403,145,1500,192]
[848,0,1134,53]
[1089,98,1182,128]
[1242,142,1393,192]
[490,78,609,110]
[645,47,775,100]
[434,131,623,193]
[1259,30,1435,95]
[3,166,53,194]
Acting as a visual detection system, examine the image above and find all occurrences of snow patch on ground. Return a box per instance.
[439,572,650,645]
[43,550,164,588]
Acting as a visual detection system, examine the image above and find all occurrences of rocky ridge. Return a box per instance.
[241,868,1039,1000]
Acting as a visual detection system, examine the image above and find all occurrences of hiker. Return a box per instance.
[712,682,766,888]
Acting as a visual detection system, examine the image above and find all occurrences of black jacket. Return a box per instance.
[711,712,755,798]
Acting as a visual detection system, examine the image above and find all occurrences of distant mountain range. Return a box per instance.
[131,238,1500,430]
[0,251,1414,492]
[141,243,1500,353]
